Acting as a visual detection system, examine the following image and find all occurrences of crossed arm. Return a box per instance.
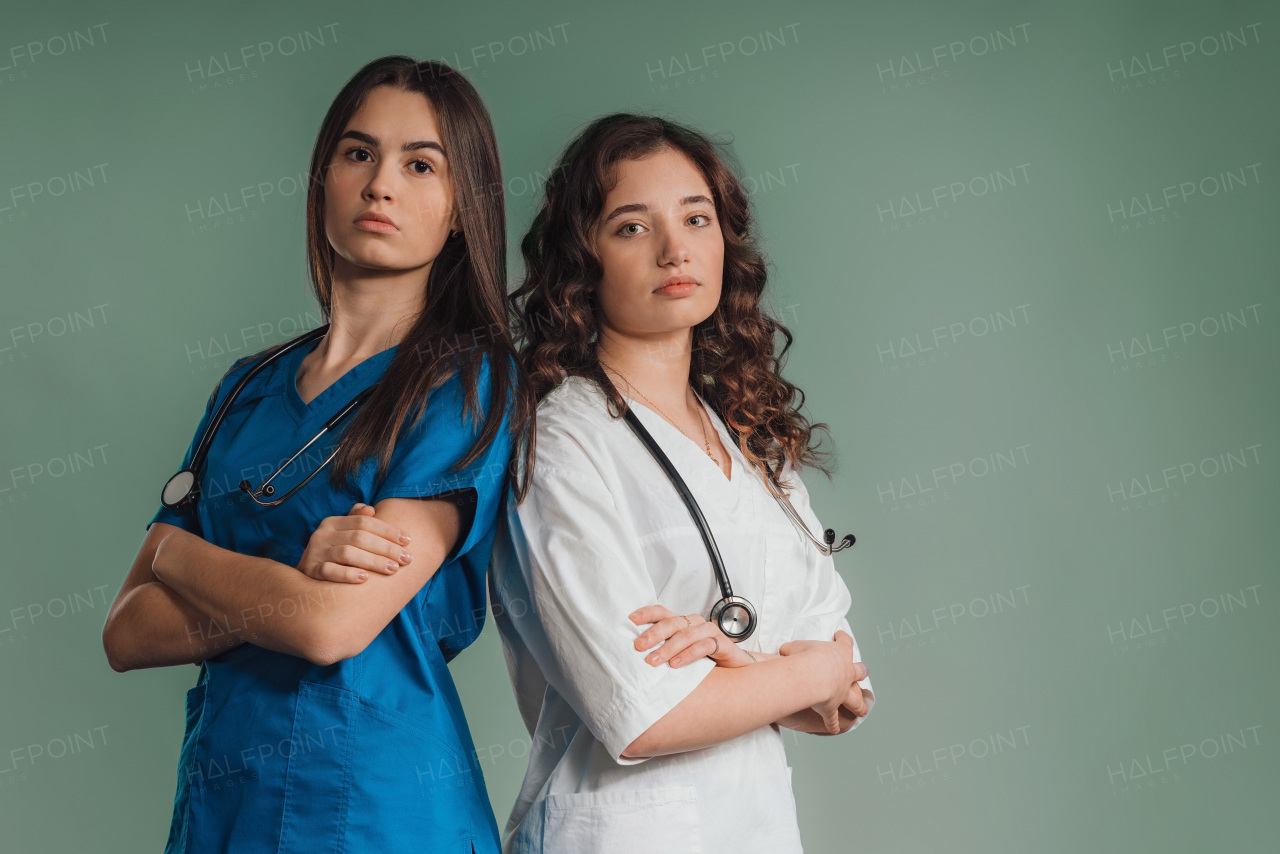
[620,605,873,759]
[102,498,460,671]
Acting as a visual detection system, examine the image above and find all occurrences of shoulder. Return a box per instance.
[399,351,516,450]
[530,375,625,476]
[431,350,516,404]
[536,375,614,433]
[204,352,261,407]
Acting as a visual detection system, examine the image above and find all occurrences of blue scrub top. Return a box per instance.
[149,336,513,854]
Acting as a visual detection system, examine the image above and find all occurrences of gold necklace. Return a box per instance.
[604,362,717,463]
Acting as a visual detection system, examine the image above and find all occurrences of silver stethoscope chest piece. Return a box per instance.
[710,596,757,641]
[162,469,198,508]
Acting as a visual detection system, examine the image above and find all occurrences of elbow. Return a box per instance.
[620,730,657,762]
[101,620,134,673]
[298,623,374,667]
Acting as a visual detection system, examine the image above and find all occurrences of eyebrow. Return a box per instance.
[601,194,713,226]
[338,129,446,157]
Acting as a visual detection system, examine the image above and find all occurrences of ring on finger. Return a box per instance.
[709,636,720,657]
[683,615,692,630]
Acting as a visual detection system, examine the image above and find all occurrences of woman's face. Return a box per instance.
[323,85,457,276]
[592,147,724,341]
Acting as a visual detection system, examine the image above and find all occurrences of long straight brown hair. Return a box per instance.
[299,56,528,492]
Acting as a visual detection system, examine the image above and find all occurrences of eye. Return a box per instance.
[688,214,711,226]
[344,145,374,162]
[410,158,435,175]
[616,222,646,237]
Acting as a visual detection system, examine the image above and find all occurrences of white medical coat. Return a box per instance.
[490,375,876,853]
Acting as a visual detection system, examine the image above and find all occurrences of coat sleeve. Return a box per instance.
[491,419,715,765]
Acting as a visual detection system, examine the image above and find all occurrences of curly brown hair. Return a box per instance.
[510,113,833,503]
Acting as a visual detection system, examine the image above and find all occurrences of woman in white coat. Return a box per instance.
[490,113,876,853]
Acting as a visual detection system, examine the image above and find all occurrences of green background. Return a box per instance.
[1,0,1276,851]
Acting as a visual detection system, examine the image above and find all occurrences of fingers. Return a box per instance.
[851,661,869,683]
[309,561,372,584]
[642,623,722,668]
[633,611,705,653]
[628,604,675,626]
[337,508,412,546]
[820,704,843,735]
[841,684,870,719]
[668,634,727,668]
[327,542,408,576]
[341,529,412,568]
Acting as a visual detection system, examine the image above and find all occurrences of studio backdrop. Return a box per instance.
[1,0,1276,851]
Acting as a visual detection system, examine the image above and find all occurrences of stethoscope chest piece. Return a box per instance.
[711,595,757,641]
[161,469,198,509]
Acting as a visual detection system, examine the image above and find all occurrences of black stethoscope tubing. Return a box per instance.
[621,402,856,644]
[161,323,372,510]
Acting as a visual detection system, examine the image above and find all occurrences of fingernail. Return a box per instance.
[385,562,397,573]
[647,654,659,664]
[670,657,681,666]
[398,531,411,545]
[400,551,412,563]
[357,571,368,580]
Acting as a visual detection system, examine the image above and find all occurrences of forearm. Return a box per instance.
[153,529,341,662]
[623,653,827,759]
[103,581,247,671]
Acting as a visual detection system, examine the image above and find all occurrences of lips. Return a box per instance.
[355,211,396,227]
[654,275,698,292]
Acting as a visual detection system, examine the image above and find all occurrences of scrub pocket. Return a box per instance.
[542,785,703,853]
[164,681,207,854]
[277,681,482,853]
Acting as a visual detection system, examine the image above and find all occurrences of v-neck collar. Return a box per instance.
[282,339,398,425]
[623,391,741,487]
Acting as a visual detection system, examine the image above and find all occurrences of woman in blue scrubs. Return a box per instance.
[102,56,526,853]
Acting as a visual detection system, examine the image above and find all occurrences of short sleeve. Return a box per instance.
[775,461,877,730]
[370,353,515,565]
[494,424,715,765]
[146,379,224,535]
[147,355,259,535]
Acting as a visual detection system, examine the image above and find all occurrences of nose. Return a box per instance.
[362,160,396,202]
[657,220,691,267]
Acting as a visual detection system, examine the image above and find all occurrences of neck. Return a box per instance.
[318,257,428,366]
[596,324,698,416]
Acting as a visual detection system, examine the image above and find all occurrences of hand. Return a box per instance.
[629,604,755,669]
[295,503,413,584]
[778,630,865,734]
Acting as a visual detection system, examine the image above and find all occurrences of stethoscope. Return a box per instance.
[161,324,376,510]
[621,405,855,643]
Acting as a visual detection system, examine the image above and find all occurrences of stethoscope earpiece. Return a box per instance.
[824,528,856,552]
